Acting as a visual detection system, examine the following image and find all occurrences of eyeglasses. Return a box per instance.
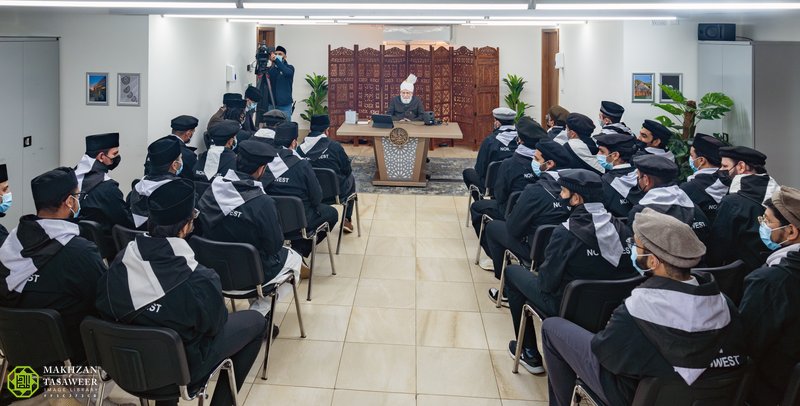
[70,192,86,199]
[627,240,642,251]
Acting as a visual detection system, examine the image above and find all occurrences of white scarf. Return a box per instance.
[515,144,536,159]
[299,133,326,154]
[202,146,225,181]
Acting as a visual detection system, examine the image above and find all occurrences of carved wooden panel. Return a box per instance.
[452,46,476,146]
[473,46,501,148]
[408,46,433,112]
[327,45,355,139]
[381,46,408,112]
[355,46,383,117]
[431,46,452,122]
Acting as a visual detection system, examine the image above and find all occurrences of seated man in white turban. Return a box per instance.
[387,74,425,121]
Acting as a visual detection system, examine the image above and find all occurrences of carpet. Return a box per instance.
[351,155,474,196]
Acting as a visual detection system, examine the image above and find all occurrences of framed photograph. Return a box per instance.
[631,73,655,103]
[86,72,108,105]
[117,73,141,107]
[659,73,683,103]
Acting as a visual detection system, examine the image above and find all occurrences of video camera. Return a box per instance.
[255,43,275,75]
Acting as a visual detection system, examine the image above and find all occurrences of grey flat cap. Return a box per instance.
[633,208,706,268]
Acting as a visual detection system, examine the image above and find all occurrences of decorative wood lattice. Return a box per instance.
[381,46,408,111]
[408,46,433,111]
[355,46,382,117]
[431,46,452,122]
[451,46,477,144]
[327,46,355,138]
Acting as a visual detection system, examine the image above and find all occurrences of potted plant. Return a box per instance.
[502,74,532,123]
[300,73,329,123]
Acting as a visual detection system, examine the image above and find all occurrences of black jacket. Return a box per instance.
[80,179,135,230]
[473,126,518,187]
[0,217,7,245]
[194,147,237,182]
[266,59,295,107]
[505,172,570,244]
[627,185,710,244]
[494,153,537,216]
[680,168,728,224]
[260,151,325,228]
[387,96,425,121]
[296,134,355,197]
[600,165,638,218]
[143,135,198,181]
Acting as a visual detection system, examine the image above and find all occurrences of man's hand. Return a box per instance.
[269,52,277,62]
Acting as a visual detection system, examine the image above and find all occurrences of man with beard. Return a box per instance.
[634,119,675,162]
[130,136,183,230]
[387,74,425,121]
[594,133,640,217]
[680,134,728,222]
[463,107,519,197]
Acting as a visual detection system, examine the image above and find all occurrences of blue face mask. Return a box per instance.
[759,222,788,251]
[0,192,12,213]
[275,54,283,62]
[69,195,81,218]
[247,102,257,112]
[630,249,652,276]
[596,154,614,170]
[689,156,698,173]
[531,161,543,177]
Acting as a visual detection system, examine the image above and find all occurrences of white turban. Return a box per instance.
[400,74,417,93]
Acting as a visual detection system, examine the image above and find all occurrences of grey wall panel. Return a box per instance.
[0,42,25,231]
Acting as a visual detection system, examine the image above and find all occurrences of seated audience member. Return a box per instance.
[75,132,134,231]
[462,107,519,196]
[145,115,198,180]
[243,85,262,133]
[680,133,728,222]
[542,208,746,406]
[628,154,710,243]
[387,74,424,121]
[634,119,674,161]
[562,113,604,174]
[297,114,357,233]
[596,101,635,137]
[0,164,11,244]
[262,109,288,129]
[0,167,106,362]
[195,120,240,182]
[739,186,800,406]
[545,105,569,142]
[261,122,338,261]
[470,117,544,245]
[96,179,267,406]
[505,169,635,374]
[130,136,183,230]
[594,133,639,217]
[197,140,302,315]
[481,140,572,275]
[707,146,779,270]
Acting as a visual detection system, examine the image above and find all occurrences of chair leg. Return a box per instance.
[230,298,237,312]
[570,383,582,406]
[512,304,531,374]
[93,370,105,406]
[261,293,278,380]
[292,276,306,338]
[354,197,361,237]
[326,225,336,276]
[139,398,148,406]
[465,193,473,228]
[307,234,317,301]
[225,360,239,406]
[0,358,7,391]
[496,259,508,308]
[336,204,346,255]
[474,217,487,265]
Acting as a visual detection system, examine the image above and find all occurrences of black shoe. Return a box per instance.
[508,340,545,375]
[487,288,509,307]
[272,324,280,339]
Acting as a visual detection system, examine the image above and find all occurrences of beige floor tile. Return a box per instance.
[461,223,479,240]
[354,278,416,309]
[377,194,416,207]
[347,306,415,345]
[416,220,463,239]
[370,219,416,237]
[264,339,343,388]
[318,225,370,255]
[415,257,473,282]
[416,238,467,259]
[280,303,351,342]
[501,401,548,406]
[355,199,377,220]
[372,206,416,221]
[331,390,416,406]
[416,195,456,208]
[336,342,416,393]
[417,206,460,222]
[472,265,501,284]
[482,312,515,351]
[475,282,509,314]
[417,346,499,398]
[417,395,502,406]
[244,384,333,406]
[366,236,416,257]
[417,309,487,349]
[309,253,364,278]
[298,275,359,306]
[362,255,415,280]
[465,238,482,261]
[491,351,549,401]
[417,281,479,311]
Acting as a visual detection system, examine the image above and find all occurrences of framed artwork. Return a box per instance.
[631,73,655,103]
[86,72,108,105]
[659,73,683,103]
[117,73,141,107]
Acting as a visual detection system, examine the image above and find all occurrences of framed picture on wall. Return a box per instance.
[659,73,683,103]
[86,72,108,105]
[632,73,655,103]
[117,73,141,107]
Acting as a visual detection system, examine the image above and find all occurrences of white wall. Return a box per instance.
[0,11,149,192]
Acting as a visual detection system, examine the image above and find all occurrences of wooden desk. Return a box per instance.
[337,122,463,187]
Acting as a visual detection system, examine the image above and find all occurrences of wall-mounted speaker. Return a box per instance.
[698,23,736,41]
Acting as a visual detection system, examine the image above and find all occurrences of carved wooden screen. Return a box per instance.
[408,46,433,112]
[451,46,476,147]
[473,46,501,148]
[355,46,383,117]
[431,46,452,123]
[381,46,408,112]
[327,45,355,139]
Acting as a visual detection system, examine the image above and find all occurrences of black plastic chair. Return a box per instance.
[496,225,558,308]
[194,180,212,198]
[692,259,748,305]
[784,362,800,406]
[188,236,305,380]
[313,168,361,255]
[111,224,146,253]
[271,195,336,301]
[465,160,502,227]
[80,317,237,406]
[474,190,524,265]
[78,219,118,262]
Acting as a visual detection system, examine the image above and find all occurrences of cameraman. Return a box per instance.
[265,46,294,119]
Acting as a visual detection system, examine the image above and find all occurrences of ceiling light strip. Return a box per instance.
[536,2,800,11]
[243,2,527,10]
[0,1,235,7]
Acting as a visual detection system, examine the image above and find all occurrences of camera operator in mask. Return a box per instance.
[264,46,295,119]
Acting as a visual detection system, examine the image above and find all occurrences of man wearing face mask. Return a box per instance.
[0,164,11,244]
[595,133,640,217]
[129,136,184,230]
[596,101,636,137]
[0,167,106,363]
[562,113,605,175]
[75,133,134,232]
[503,169,635,375]
[243,85,262,133]
[542,208,746,406]
[265,45,295,119]
[165,115,199,181]
[463,107,519,197]
[680,134,728,223]
[387,74,425,122]
[634,119,675,161]
[195,120,240,182]
[739,186,800,406]
[706,146,780,270]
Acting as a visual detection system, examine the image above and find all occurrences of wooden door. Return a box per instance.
[541,29,559,122]
[473,46,500,150]
[257,27,275,47]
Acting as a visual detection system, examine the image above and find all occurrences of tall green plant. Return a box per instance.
[502,74,532,123]
[300,73,329,123]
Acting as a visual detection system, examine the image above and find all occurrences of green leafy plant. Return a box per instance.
[502,74,533,123]
[300,73,329,123]
[652,85,734,179]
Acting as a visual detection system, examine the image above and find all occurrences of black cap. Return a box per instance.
[310,114,331,132]
[262,109,288,128]
[171,115,199,131]
[31,167,78,209]
[634,154,679,182]
[208,120,241,145]
[147,136,182,166]
[238,139,278,165]
[85,133,120,154]
[223,93,242,106]
[536,140,572,168]
[245,85,262,103]
[0,164,7,183]
[718,145,767,166]
[274,121,299,147]
[566,113,596,137]
[595,133,636,151]
[276,45,287,54]
[148,178,195,226]
[600,101,624,118]
[691,134,725,166]
[642,119,672,143]
[516,117,548,145]
[558,169,604,202]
